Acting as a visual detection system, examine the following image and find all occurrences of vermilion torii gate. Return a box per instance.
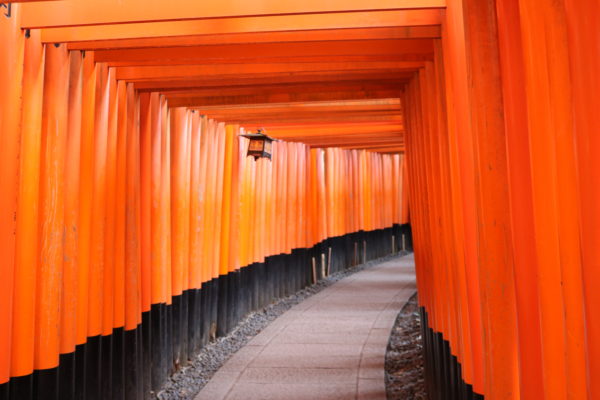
[0,1,599,399]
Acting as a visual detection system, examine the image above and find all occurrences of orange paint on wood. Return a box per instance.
[160,97,173,305]
[35,43,69,370]
[113,80,128,328]
[139,92,153,311]
[188,112,203,288]
[563,1,600,397]
[150,93,165,302]
[60,51,83,354]
[11,29,45,377]
[22,1,445,29]
[197,116,210,284]
[102,68,119,334]
[124,82,141,330]
[64,26,442,51]
[170,107,190,295]
[219,125,235,275]
[0,7,24,383]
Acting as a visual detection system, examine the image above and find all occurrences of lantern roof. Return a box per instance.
[240,129,275,142]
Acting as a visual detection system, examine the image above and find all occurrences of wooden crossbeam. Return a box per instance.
[21,1,445,29]
[134,72,415,91]
[94,39,434,68]
[167,90,402,108]
[116,62,424,81]
[161,81,403,100]
[65,26,442,51]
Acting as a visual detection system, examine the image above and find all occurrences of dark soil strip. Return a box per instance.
[385,293,427,400]
[155,253,407,400]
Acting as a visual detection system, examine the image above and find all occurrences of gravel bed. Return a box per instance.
[385,292,427,400]
[155,252,407,400]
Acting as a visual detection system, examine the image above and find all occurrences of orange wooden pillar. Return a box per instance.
[113,80,129,343]
[418,65,447,347]
[169,107,191,362]
[442,42,468,383]
[435,39,475,389]
[88,61,110,346]
[317,149,327,244]
[87,61,112,399]
[493,2,545,397]
[441,4,487,395]
[251,151,263,271]
[219,125,235,277]
[103,68,119,335]
[202,120,217,284]
[291,143,299,250]
[324,148,334,240]
[424,58,463,378]
[149,92,169,387]
[139,92,153,319]
[188,112,202,291]
[150,95,169,380]
[137,89,154,395]
[246,154,257,266]
[515,1,587,398]
[281,142,291,255]
[150,93,165,309]
[269,141,279,257]
[0,9,24,388]
[159,95,173,320]
[197,116,210,292]
[227,125,242,275]
[407,74,437,333]
[307,149,318,249]
[182,111,192,299]
[400,155,409,224]
[355,150,364,236]
[231,129,250,317]
[537,11,588,396]
[98,67,120,399]
[404,32,479,396]
[124,82,142,397]
[348,151,358,239]
[61,50,85,398]
[402,83,426,306]
[213,123,226,279]
[11,30,45,387]
[35,42,70,395]
[286,143,298,253]
[264,138,275,260]
[237,136,251,272]
[299,145,309,251]
[391,155,398,227]
[170,108,189,304]
[460,0,519,396]
[216,123,234,334]
[563,1,600,397]
[212,121,227,331]
[258,151,267,264]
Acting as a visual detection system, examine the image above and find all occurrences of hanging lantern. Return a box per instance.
[241,128,275,160]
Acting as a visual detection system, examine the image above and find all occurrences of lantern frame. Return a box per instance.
[241,128,275,160]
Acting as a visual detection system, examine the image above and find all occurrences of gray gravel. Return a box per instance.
[385,293,427,400]
[155,252,407,400]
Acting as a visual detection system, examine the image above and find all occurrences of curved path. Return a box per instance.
[195,254,416,400]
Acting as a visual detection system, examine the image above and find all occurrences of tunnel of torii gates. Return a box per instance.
[0,1,599,400]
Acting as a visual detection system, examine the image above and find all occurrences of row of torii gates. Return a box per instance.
[0,1,599,399]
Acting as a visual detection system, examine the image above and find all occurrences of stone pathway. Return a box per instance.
[195,254,416,400]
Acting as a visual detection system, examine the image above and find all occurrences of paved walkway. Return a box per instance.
[195,254,416,400]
